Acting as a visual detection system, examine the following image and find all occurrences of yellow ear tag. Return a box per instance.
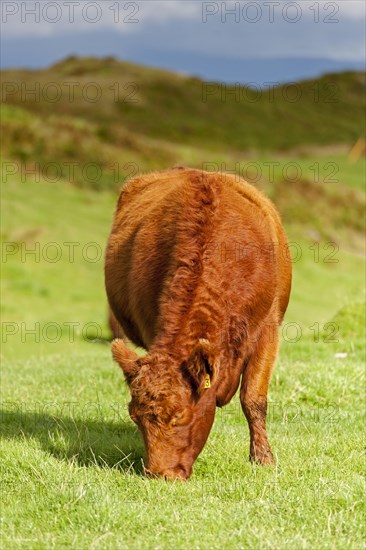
[204,374,211,389]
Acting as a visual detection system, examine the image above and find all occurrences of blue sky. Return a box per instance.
[1,1,365,83]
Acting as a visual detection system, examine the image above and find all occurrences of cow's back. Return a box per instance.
[105,168,291,349]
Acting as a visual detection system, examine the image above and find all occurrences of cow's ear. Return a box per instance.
[184,339,218,394]
[111,339,139,385]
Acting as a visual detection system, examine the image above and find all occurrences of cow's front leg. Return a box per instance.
[240,324,279,464]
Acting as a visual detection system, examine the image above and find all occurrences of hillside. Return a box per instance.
[1,56,365,154]
[1,57,365,255]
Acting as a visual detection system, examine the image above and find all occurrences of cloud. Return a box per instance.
[0,1,200,37]
[326,0,366,19]
[1,1,365,37]
[1,0,364,63]
[135,1,200,21]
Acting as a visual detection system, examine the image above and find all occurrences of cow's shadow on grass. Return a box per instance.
[0,409,145,474]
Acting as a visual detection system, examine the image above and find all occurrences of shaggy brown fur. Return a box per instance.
[105,167,292,479]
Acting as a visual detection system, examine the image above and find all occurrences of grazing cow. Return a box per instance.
[105,167,292,479]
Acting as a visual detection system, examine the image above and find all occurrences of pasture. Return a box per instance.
[1,59,365,549]
[1,156,365,548]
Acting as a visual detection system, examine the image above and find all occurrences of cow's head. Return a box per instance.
[112,338,218,480]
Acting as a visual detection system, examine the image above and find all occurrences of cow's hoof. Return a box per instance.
[249,449,274,465]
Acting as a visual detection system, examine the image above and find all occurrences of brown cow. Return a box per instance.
[105,167,292,479]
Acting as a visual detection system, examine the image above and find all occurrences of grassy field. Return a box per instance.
[1,59,365,549]
[1,165,365,549]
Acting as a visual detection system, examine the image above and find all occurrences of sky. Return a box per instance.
[1,0,365,83]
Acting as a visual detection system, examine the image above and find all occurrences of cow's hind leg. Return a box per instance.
[240,323,279,464]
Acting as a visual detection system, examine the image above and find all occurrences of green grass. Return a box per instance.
[1,168,365,549]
